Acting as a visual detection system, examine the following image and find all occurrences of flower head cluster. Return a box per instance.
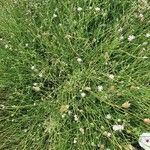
[139,133,150,150]
[128,35,135,41]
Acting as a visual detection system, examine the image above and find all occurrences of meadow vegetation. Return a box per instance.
[0,0,150,149]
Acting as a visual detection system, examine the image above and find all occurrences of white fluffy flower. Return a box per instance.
[128,35,135,41]
[79,128,84,134]
[59,23,62,26]
[107,132,111,137]
[103,131,111,137]
[74,115,79,121]
[25,43,29,47]
[112,125,124,131]
[53,14,57,18]
[146,33,150,38]
[73,138,77,143]
[77,7,82,11]
[120,36,124,40]
[108,74,114,79]
[139,133,150,150]
[31,66,35,70]
[5,44,9,49]
[33,83,38,86]
[81,92,86,97]
[32,86,40,92]
[117,119,121,122]
[118,27,123,32]
[77,58,82,63]
[95,7,100,11]
[61,114,66,118]
[68,110,72,115]
[97,85,103,92]
[106,114,112,119]
[139,14,144,18]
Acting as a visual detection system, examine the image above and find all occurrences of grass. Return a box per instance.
[0,0,150,149]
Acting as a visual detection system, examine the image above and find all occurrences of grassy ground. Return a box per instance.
[0,0,150,150]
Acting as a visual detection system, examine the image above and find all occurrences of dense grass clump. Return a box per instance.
[0,0,150,149]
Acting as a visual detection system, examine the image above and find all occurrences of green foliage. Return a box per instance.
[0,0,150,149]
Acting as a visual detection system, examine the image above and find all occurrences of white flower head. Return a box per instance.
[118,27,123,32]
[79,128,84,134]
[101,126,105,130]
[77,58,82,63]
[68,110,72,115]
[108,74,114,80]
[106,114,112,119]
[32,86,40,92]
[31,65,35,70]
[5,44,9,49]
[139,14,144,18]
[104,131,111,137]
[120,36,124,40]
[25,43,29,47]
[139,133,150,150]
[77,7,82,11]
[11,113,14,117]
[107,132,111,137]
[117,119,121,122]
[95,7,100,11]
[73,138,77,144]
[113,124,124,131]
[97,85,103,92]
[81,92,86,97]
[146,33,150,38]
[128,35,135,41]
[61,114,66,118]
[33,83,38,86]
[103,131,108,135]
[53,14,57,18]
[74,114,79,121]
[59,23,62,26]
